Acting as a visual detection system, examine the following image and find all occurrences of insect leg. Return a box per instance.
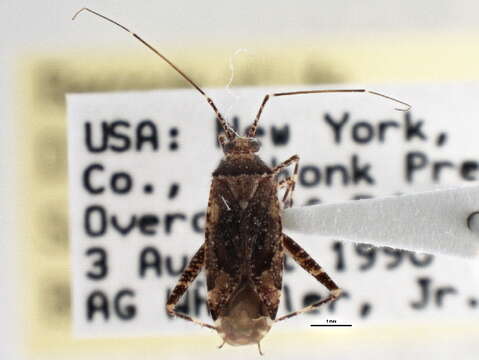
[277,179,295,209]
[272,154,299,175]
[275,155,300,209]
[275,234,342,322]
[248,89,410,137]
[166,244,216,330]
[257,342,264,356]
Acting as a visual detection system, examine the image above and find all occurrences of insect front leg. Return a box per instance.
[274,155,300,209]
[166,244,216,330]
[277,178,295,209]
[275,234,342,322]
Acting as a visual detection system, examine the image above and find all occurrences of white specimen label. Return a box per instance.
[68,84,479,337]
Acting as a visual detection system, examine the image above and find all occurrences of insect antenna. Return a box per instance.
[248,88,411,137]
[72,7,237,140]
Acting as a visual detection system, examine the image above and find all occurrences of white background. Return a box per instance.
[3,1,479,359]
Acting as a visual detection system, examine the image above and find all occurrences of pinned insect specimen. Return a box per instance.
[73,8,410,354]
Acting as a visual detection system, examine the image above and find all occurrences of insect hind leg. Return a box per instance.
[166,244,216,330]
[275,234,342,322]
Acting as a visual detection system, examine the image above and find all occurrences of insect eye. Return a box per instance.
[223,141,235,153]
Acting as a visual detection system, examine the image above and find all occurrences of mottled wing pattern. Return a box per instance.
[205,178,243,320]
[206,174,283,321]
[246,177,283,319]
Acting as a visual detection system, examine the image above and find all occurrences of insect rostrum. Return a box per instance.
[74,7,409,355]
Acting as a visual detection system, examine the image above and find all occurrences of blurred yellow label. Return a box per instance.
[19,34,479,357]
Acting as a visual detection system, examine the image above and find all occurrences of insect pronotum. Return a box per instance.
[73,8,410,355]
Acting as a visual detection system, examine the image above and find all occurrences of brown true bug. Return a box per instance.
[73,8,410,355]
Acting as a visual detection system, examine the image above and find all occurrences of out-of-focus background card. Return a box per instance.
[2,1,479,360]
